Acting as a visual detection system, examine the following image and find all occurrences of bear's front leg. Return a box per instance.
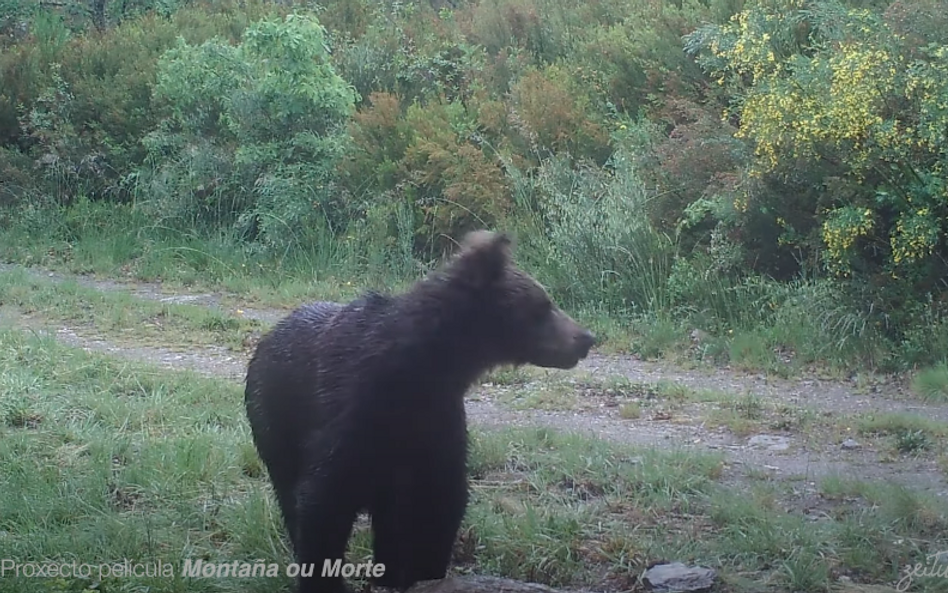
[370,460,467,590]
[370,497,410,589]
[402,469,469,585]
[294,473,360,593]
[370,463,428,590]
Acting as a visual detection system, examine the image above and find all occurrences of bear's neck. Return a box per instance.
[386,278,504,382]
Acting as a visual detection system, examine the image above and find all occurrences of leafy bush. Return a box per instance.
[341,91,512,256]
[135,12,358,251]
[1,0,286,205]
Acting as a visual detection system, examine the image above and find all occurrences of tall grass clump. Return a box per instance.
[507,147,677,316]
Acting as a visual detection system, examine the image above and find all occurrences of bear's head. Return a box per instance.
[446,230,596,370]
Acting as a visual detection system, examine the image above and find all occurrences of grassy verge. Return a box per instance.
[0,205,637,357]
[856,413,948,459]
[0,328,277,593]
[0,202,369,310]
[2,328,948,592]
[5,201,948,380]
[0,268,266,352]
[912,365,948,403]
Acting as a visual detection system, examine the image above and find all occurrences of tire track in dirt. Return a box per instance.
[2,263,946,496]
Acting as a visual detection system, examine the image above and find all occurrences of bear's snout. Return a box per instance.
[528,312,597,369]
[574,329,596,358]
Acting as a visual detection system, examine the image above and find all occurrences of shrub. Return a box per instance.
[341,92,511,256]
[509,65,610,163]
[1,0,287,206]
[135,12,358,251]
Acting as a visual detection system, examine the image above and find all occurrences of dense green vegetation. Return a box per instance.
[1,0,947,373]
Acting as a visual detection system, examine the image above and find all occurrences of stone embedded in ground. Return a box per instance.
[689,328,709,344]
[840,438,861,450]
[642,562,716,592]
[747,434,791,451]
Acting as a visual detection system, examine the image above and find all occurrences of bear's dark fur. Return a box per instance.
[244,231,596,593]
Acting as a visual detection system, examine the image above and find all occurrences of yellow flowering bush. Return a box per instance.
[685,0,948,278]
[821,207,874,276]
[891,208,940,265]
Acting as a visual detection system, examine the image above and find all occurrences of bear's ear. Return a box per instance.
[460,230,511,253]
[450,230,512,288]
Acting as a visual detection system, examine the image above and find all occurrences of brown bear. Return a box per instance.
[244,231,595,593]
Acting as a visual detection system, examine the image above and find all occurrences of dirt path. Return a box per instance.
[2,263,946,498]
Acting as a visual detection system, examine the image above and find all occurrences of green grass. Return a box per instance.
[0,203,371,310]
[702,392,768,436]
[0,268,267,352]
[0,328,282,593]
[618,401,641,419]
[856,412,948,441]
[699,395,830,443]
[912,364,948,403]
[0,200,930,377]
[2,327,948,592]
[855,412,948,457]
